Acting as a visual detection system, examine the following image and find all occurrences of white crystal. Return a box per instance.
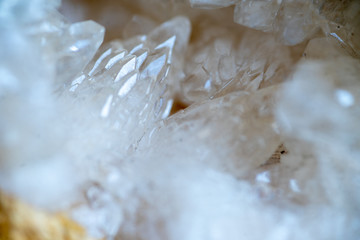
[190,0,235,9]
[1,1,360,240]
[181,26,298,103]
[118,72,137,97]
[234,0,279,32]
[140,86,282,178]
[56,20,105,84]
[276,57,360,213]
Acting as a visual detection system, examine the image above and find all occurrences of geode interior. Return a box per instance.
[0,0,359,239]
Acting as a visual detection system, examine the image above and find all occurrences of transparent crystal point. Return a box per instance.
[148,16,191,62]
[2,1,360,240]
[64,17,191,159]
[56,20,105,84]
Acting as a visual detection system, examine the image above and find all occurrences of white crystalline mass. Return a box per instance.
[55,20,105,84]
[0,0,83,208]
[190,0,235,9]
[140,86,282,178]
[1,0,360,240]
[188,0,360,54]
[65,18,191,237]
[65,16,190,153]
[181,23,298,103]
[0,2,191,237]
[234,0,320,45]
[233,0,279,32]
[277,58,360,194]
[275,57,360,238]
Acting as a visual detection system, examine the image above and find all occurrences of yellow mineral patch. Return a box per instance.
[0,192,98,240]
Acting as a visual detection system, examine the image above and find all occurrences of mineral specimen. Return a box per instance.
[188,0,360,52]
[181,23,301,103]
[0,0,360,239]
[0,191,96,240]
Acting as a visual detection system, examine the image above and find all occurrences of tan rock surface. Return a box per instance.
[0,191,98,240]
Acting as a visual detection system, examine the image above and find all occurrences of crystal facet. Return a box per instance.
[1,0,360,239]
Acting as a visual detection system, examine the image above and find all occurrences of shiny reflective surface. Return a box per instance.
[1,0,360,240]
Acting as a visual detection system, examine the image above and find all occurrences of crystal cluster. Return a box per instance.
[0,0,360,240]
[191,0,360,52]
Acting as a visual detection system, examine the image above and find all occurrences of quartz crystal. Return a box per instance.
[190,0,236,9]
[139,86,282,178]
[55,20,105,84]
[1,0,360,240]
[187,0,360,52]
[234,0,320,45]
[64,16,190,152]
[181,22,301,103]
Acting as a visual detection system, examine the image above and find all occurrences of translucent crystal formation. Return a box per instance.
[55,20,105,84]
[190,0,235,9]
[139,86,283,178]
[234,0,320,45]
[63,17,191,157]
[189,0,360,53]
[1,0,360,240]
[181,23,300,103]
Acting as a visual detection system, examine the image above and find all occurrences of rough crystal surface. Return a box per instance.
[190,0,235,9]
[56,20,105,84]
[184,0,360,52]
[1,0,360,240]
[233,0,321,45]
[139,86,282,178]
[181,24,300,103]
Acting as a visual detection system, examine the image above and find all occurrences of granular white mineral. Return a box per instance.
[0,0,359,239]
